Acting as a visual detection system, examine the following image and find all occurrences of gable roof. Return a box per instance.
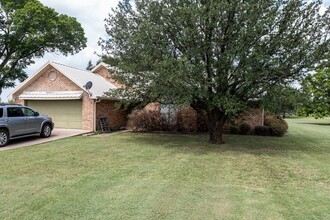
[9,61,117,99]
[91,62,118,73]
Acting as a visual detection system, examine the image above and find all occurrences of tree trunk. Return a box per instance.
[209,115,218,144]
[208,109,227,144]
[216,113,227,144]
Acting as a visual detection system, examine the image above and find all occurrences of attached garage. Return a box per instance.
[9,61,123,131]
[27,100,83,129]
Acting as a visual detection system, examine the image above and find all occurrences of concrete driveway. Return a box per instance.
[0,128,90,151]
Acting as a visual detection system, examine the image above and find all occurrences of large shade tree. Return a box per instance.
[0,0,87,95]
[101,0,330,144]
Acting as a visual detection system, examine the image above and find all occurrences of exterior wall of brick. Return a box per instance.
[11,62,264,133]
[144,102,160,111]
[82,93,94,131]
[15,99,25,106]
[12,67,81,103]
[93,66,123,88]
[12,66,95,131]
[96,100,128,130]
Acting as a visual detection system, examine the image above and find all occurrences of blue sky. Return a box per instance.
[1,0,330,101]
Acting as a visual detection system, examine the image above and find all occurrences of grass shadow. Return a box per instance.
[128,132,289,156]
[297,122,330,126]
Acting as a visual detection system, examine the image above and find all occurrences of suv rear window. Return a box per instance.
[0,108,3,118]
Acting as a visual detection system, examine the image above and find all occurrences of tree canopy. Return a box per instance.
[299,68,330,118]
[101,0,330,143]
[0,0,87,94]
[261,84,303,118]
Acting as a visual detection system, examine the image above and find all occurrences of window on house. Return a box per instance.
[160,104,179,125]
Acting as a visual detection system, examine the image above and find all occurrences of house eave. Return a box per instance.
[19,91,84,100]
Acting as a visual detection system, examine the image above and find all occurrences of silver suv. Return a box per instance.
[0,104,54,147]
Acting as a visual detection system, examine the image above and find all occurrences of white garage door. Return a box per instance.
[27,100,82,129]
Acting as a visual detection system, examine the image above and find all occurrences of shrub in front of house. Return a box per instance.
[227,121,251,135]
[229,124,239,134]
[197,111,209,132]
[177,107,197,132]
[127,109,161,131]
[255,115,288,137]
[255,126,272,136]
[265,115,288,131]
[239,122,251,135]
[161,113,177,131]
[270,124,287,137]
[127,107,287,137]
[265,115,288,137]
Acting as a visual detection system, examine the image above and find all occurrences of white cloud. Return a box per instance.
[38,0,119,64]
[1,0,119,101]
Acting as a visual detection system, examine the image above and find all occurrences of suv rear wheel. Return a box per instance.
[40,124,52,138]
[0,130,9,147]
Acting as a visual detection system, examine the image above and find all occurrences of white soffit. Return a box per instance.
[19,91,83,100]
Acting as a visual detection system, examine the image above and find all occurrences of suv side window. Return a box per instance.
[7,107,24,117]
[0,108,3,117]
[22,107,36,116]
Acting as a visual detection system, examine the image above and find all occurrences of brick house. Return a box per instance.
[9,60,264,132]
[9,61,128,131]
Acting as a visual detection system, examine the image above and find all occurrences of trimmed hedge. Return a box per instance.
[255,115,288,137]
[127,107,288,137]
[264,115,288,137]
[255,126,272,136]
[127,110,161,131]
[229,125,240,134]
[239,123,251,135]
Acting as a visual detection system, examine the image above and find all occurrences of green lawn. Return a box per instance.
[0,118,329,219]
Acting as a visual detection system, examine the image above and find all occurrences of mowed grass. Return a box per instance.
[0,118,329,219]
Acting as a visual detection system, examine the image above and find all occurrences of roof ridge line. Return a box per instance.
[50,61,92,73]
